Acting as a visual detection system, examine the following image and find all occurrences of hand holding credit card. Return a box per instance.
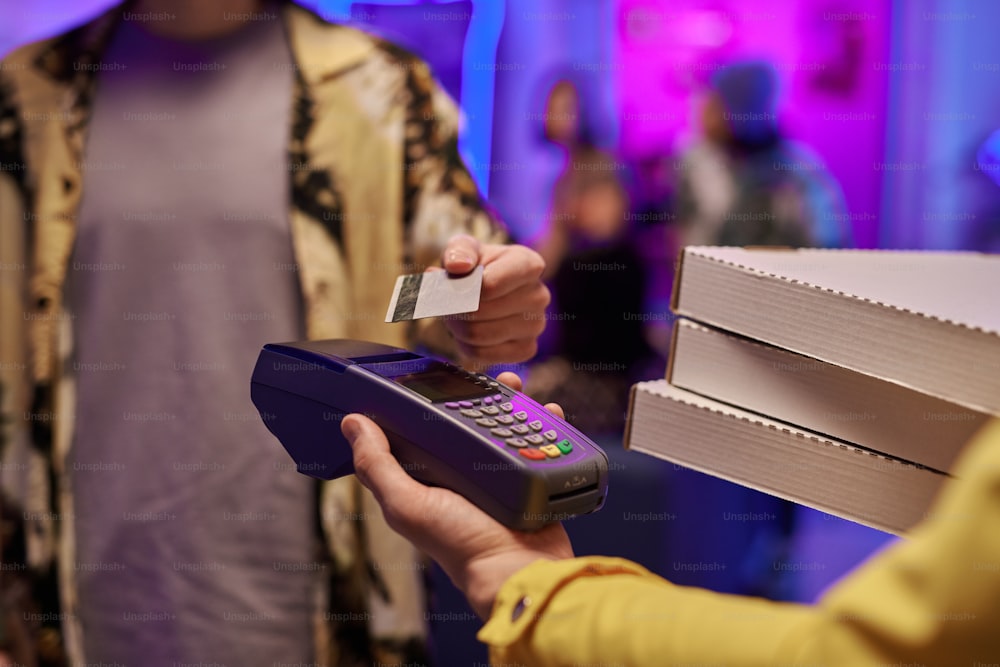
[384,236,550,365]
[385,266,484,323]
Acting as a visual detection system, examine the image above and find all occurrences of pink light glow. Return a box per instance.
[613,0,891,247]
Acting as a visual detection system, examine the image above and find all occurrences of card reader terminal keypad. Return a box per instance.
[442,387,579,461]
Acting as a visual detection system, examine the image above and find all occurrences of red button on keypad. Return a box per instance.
[518,448,546,461]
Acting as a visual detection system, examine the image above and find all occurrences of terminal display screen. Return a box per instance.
[393,364,494,402]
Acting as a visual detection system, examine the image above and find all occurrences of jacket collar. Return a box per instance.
[284,2,376,85]
[32,6,119,89]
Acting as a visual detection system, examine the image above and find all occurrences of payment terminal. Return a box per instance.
[250,339,609,530]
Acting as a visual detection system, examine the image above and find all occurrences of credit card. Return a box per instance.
[385,266,483,323]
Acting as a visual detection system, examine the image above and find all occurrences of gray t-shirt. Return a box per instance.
[67,12,317,665]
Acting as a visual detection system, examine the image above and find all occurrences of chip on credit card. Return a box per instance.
[385,266,484,323]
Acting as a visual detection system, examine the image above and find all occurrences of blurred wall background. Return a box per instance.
[6,0,999,249]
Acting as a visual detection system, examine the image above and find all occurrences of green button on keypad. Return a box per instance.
[556,439,573,454]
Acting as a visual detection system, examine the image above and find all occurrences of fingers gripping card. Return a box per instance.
[385,266,484,322]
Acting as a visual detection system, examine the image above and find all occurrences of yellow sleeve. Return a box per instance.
[478,556,817,666]
[478,420,1000,666]
[798,418,1000,664]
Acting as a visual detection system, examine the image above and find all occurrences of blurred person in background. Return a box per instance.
[624,153,680,358]
[0,1,549,665]
[528,77,659,434]
[676,60,851,249]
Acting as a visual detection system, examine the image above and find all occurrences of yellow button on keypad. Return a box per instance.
[539,444,561,458]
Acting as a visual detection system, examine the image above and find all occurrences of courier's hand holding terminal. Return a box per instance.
[251,340,609,531]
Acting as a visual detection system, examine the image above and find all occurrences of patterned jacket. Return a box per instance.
[0,3,504,665]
